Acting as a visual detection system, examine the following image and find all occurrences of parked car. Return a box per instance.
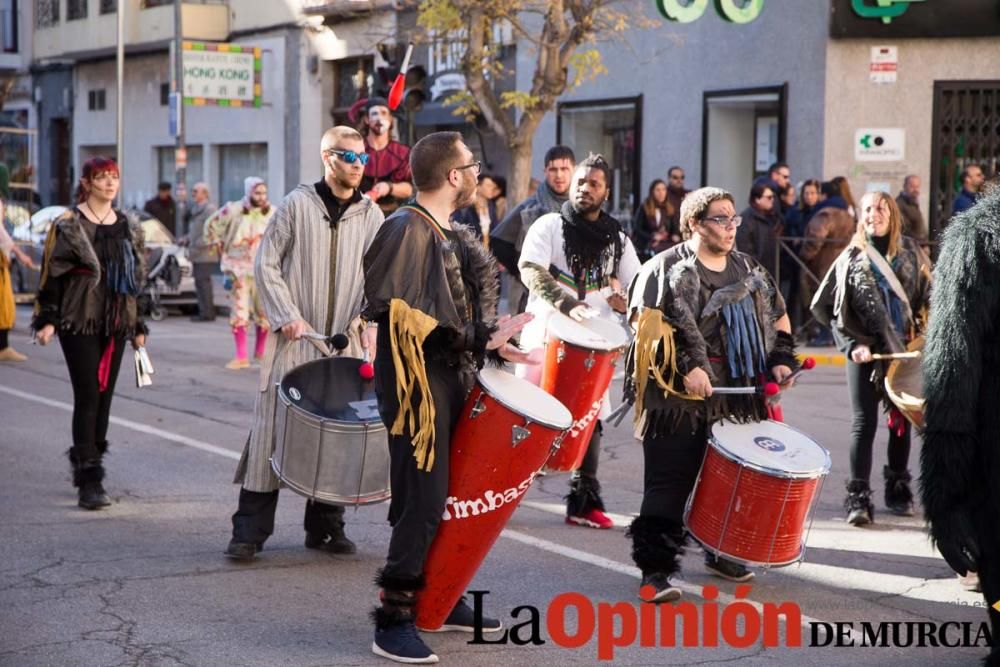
[7,206,198,317]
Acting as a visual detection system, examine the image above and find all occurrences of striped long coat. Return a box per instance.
[235,185,384,492]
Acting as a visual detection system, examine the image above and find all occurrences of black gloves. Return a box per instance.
[766,330,799,373]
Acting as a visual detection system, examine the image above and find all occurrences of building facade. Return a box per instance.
[522,0,1000,237]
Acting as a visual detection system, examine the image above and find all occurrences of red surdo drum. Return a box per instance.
[685,420,830,567]
[540,313,627,472]
[416,369,572,630]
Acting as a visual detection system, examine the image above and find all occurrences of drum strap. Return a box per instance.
[387,298,440,471]
[632,308,702,424]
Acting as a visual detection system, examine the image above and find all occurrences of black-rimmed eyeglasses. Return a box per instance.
[453,161,482,176]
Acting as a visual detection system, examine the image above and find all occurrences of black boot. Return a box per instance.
[883,466,915,516]
[78,461,111,510]
[67,448,82,488]
[844,479,874,526]
[626,516,685,602]
[304,499,356,554]
[565,474,612,529]
[372,571,438,664]
[305,524,357,554]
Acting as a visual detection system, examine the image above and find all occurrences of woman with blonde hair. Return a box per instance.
[0,199,36,361]
[811,191,931,525]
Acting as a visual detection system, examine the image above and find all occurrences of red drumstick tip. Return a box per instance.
[763,382,780,397]
[802,357,816,370]
[359,362,375,380]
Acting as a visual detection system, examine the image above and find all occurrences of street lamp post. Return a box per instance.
[174,0,186,236]
[115,0,125,205]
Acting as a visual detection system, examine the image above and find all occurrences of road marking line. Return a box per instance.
[0,385,241,461]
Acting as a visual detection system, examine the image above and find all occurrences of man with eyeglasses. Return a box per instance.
[624,186,797,602]
[360,96,414,215]
[755,162,792,217]
[224,126,385,562]
[363,131,532,664]
[517,153,642,530]
[737,181,783,280]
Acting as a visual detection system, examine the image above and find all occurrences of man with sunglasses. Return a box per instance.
[624,187,798,601]
[360,96,414,215]
[225,126,385,561]
[363,132,532,664]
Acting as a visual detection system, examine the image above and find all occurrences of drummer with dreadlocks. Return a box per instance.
[516,153,641,529]
[623,186,798,601]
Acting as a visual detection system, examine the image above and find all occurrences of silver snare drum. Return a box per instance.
[272,356,390,506]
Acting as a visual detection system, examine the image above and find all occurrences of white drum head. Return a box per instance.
[710,420,830,477]
[547,312,628,351]
[477,369,573,430]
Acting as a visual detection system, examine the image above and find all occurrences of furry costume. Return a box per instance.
[624,242,792,435]
[921,186,1000,666]
[363,203,502,618]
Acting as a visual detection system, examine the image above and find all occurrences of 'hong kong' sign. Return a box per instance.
[656,0,764,23]
[182,42,262,108]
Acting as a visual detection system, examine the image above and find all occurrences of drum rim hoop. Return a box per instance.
[546,314,628,351]
[707,421,831,479]
[276,388,386,428]
[682,528,806,568]
[477,369,573,430]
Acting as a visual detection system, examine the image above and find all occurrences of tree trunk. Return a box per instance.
[507,141,534,207]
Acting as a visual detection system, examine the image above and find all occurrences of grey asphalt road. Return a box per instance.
[0,306,992,666]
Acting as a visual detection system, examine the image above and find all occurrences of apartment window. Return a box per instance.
[330,57,373,125]
[160,83,169,106]
[67,0,88,20]
[141,0,174,7]
[88,89,107,111]
[1,0,17,52]
[100,0,117,13]
[36,0,59,27]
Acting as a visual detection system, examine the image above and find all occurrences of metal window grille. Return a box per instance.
[36,0,59,27]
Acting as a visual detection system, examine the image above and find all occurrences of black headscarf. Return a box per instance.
[560,199,623,300]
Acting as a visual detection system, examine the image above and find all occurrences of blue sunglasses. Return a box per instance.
[326,149,370,166]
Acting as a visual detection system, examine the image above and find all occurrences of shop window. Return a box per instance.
[219,143,268,204]
[702,86,786,201]
[157,145,204,193]
[557,96,642,222]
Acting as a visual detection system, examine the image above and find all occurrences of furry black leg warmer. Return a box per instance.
[626,515,686,577]
[566,475,606,516]
[371,569,426,629]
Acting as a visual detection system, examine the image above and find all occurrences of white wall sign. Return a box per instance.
[855,128,905,162]
[870,46,897,84]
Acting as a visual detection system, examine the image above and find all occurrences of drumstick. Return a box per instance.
[871,351,921,360]
[780,357,816,386]
[712,383,781,396]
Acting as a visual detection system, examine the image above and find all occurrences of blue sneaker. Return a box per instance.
[419,596,503,633]
[372,620,439,664]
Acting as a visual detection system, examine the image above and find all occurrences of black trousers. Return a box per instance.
[377,359,468,582]
[231,488,346,544]
[0,328,9,349]
[576,423,601,479]
[59,333,127,462]
[192,262,216,319]
[640,423,708,525]
[846,359,911,482]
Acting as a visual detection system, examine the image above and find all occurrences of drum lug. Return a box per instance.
[511,423,531,447]
[549,431,565,456]
[469,393,486,419]
[583,351,596,371]
[556,343,566,364]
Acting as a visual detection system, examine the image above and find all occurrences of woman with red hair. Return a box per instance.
[33,156,148,510]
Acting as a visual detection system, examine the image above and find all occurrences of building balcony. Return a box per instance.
[34,0,229,62]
